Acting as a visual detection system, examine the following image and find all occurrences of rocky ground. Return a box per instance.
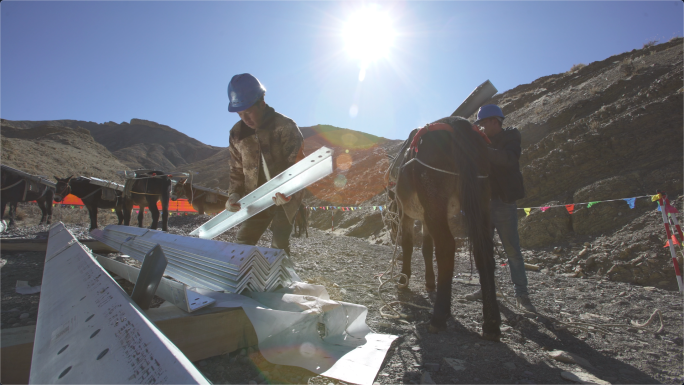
[2,208,683,384]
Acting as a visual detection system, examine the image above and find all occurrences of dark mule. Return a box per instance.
[123,171,172,231]
[171,178,228,215]
[392,116,500,340]
[54,176,124,230]
[292,204,308,238]
[1,167,54,227]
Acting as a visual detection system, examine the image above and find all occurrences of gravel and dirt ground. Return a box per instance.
[2,207,683,385]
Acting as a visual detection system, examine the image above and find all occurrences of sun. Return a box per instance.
[342,6,396,66]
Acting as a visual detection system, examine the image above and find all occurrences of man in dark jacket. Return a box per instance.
[465,104,536,312]
[224,73,304,255]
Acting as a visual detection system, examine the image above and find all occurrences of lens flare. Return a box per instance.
[343,6,396,64]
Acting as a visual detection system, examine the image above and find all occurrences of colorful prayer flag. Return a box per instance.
[540,206,550,212]
[524,208,531,216]
[587,201,599,208]
[565,204,575,214]
[623,198,636,209]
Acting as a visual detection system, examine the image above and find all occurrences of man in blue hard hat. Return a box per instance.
[465,104,536,313]
[224,73,304,255]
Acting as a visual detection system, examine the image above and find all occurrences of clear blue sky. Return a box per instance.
[2,1,682,146]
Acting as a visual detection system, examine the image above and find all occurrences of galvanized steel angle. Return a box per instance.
[191,146,334,239]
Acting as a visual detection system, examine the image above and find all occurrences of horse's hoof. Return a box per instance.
[482,332,501,342]
[428,324,447,334]
[425,285,436,293]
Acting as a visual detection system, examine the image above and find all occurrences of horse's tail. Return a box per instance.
[449,121,493,260]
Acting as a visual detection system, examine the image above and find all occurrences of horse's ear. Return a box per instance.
[54,176,60,181]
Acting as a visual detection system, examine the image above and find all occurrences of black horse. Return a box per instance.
[123,171,172,231]
[54,176,124,230]
[171,178,228,215]
[392,116,500,340]
[292,204,308,238]
[1,166,54,227]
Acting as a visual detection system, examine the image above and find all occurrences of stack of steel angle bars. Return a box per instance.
[91,225,302,294]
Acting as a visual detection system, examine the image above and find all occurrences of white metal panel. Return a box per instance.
[191,146,333,239]
[30,223,209,384]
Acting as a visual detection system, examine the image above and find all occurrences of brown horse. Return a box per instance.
[171,178,228,215]
[54,176,124,230]
[123,171,172,231]
[391,116,500,340]
[1,166,54,227]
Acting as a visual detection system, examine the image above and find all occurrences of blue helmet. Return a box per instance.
[475,104,505,124]
[227,73,266,112]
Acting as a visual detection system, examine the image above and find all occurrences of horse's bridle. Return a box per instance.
[54,177,73,201]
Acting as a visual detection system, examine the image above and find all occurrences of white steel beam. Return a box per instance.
[191,146,333,239]
[30,223,209,384]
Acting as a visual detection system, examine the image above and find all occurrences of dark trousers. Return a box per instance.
[236,206,293,254]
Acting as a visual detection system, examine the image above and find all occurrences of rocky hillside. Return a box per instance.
[302,39,683,290]
[1,122,129,182]
[3,118,222,171]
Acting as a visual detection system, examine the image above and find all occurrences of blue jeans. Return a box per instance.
[491,198,528,297]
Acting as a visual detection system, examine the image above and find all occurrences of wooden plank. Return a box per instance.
[0,307,258,383]
[148,305,259,362]
[0,239,117,253]
[1,326,36,385]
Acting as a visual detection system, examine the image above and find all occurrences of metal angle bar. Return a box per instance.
[131,244,168,310]
[94,255,215,312]
[31,223,208,384]
[191,146,334,239]
[92,226,300,294]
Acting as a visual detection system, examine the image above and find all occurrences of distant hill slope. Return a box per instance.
[3,118,221,171]
[1,123,130,182]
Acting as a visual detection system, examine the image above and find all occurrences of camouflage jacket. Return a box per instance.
[228,104,304,222]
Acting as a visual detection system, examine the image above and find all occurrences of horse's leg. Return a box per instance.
[148,197,160,230]
[422,226,436,292]
[123,198,132,226]
[138,203,146,228]
[8,201,17,227]
[197,201,205,216]
[474,227,501,341]
[424,214,455,332]
[1,200,6,222]
[37,198,47,225]
[115,200,124,225]
[45,193,53,225]
[398,215,414,288]
[86,202,98,230]
[161,193,169,232]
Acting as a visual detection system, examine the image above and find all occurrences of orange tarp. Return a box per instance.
[54,194,198,212]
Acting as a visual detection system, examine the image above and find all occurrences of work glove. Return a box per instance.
[226,193,241,212]
[272,192,291,206]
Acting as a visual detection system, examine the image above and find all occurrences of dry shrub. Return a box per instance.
[569,63,586,73]
[588,120,600,133]
[643,40,658,49]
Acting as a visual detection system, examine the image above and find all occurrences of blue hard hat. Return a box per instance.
[227,73,266,112]
[475,104,505,124]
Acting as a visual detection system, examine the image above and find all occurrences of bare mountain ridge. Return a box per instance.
[2,118,222,171]
[1,123,129,182]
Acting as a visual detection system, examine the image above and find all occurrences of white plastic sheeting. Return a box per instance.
[195,282,397,385]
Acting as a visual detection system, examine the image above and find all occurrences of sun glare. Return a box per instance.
[343,6,395,66]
